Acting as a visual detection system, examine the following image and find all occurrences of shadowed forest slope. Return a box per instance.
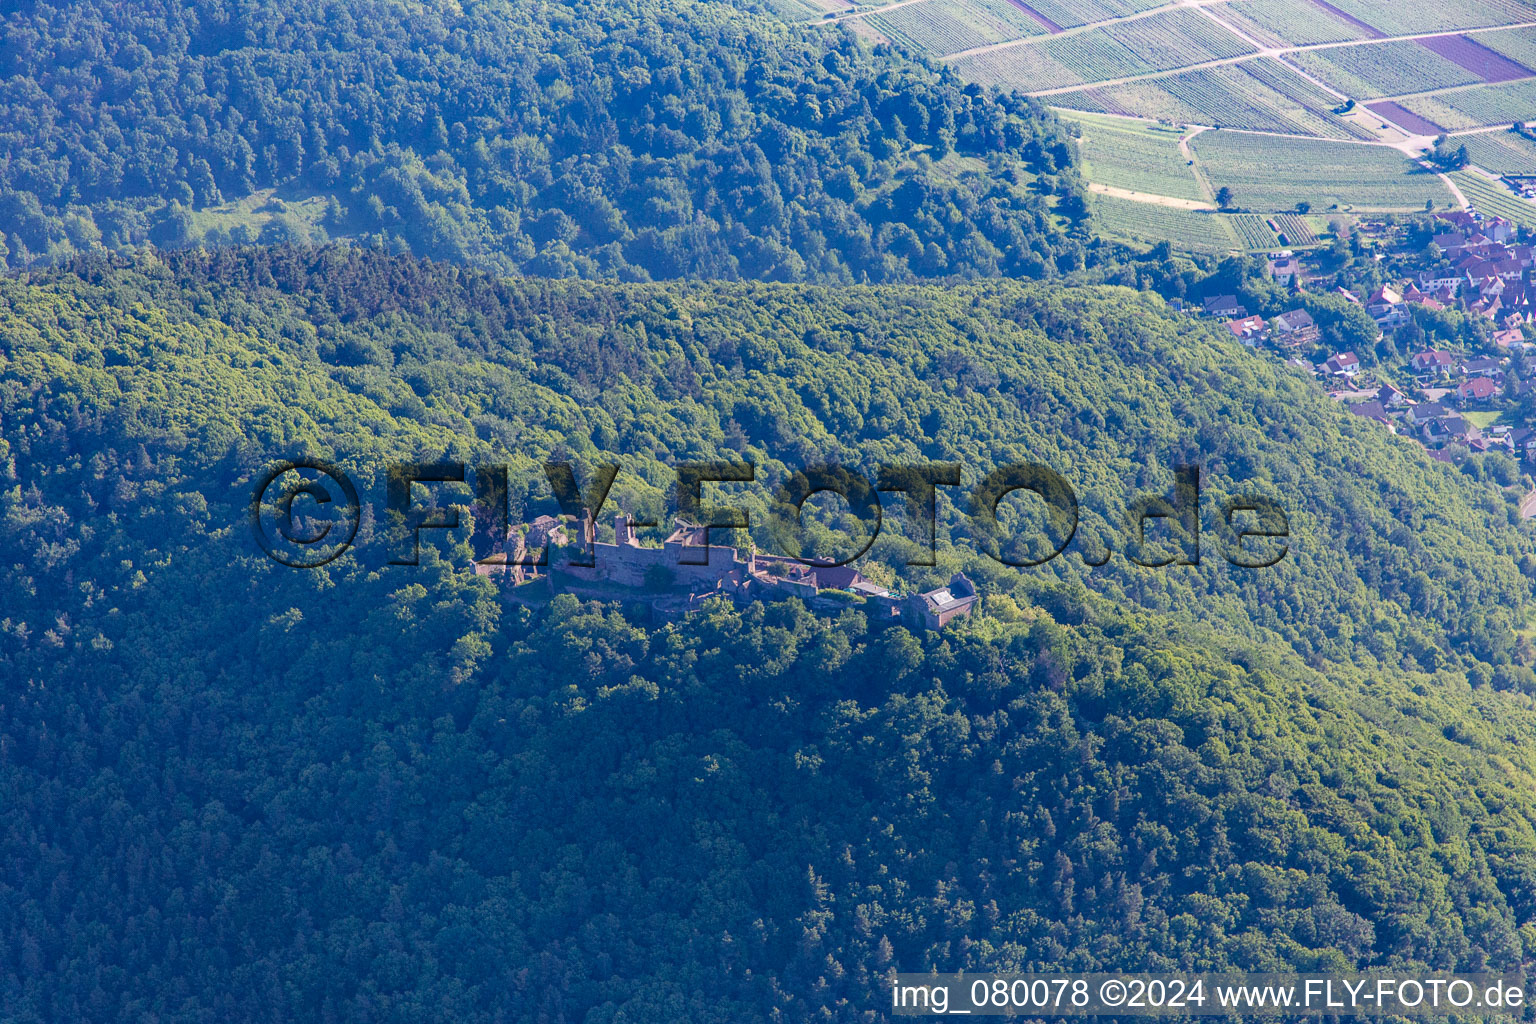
[4,250,1536,1021]
[0,0,1090,281]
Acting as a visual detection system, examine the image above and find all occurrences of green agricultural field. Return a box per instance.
[1272,212,1318,244]
[1190,131,1455,210]
[866,0,1046,55]
[1451,170,1536,225]
[1219,0,1377,46]
[1229,213,1283,248]
[1239,59,1379,138]
[1477,25,1536,69]
[1052,60,1369,140]
[1104,8,1257,66]
[1090,192,1240,249]
[1318,0,1536,35]
[1064,112,1208,201]
[1460,128,1536,172]
[949,41,1090,93]
[1009,0,1168,29]
[1288,41,1484,99]
[1402,79,1536,130]
[950,8,1255,91]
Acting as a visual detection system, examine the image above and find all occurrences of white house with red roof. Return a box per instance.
[1494,327,1528,349]
[1367,285,1406,325]
[1411,350,1455,375]
[1323,351,1360,377]
[1459,377,1499,403]
[1225,314,1269,347]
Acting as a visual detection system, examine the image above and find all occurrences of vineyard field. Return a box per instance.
[1004,0,1169,29]
[948,45,1090,92]
[1477,25,1536,69]
[1063,112,1207,200]
[868,0,1047,54]
[1104,8,1257,66]
[780,0,1536,255]
[1312,0,1536,35]
[1190,130,1456,209]
[1451,170,1536,224]
[950,8,1255,91]
[1400,77,1536,129]
[1090,193,1240,250]
[1287,40,1484,98]
[1051,60,1370,140]
[1219,0,1377,46]
[1460,128,1536,172]
[1272,212,1318,244]
[1230,213,1283,248]
[1366,100,1443,134]
[1240,58,1379,138]
[1419,34,1532,82]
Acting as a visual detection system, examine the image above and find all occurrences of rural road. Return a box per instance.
[820,0,923,23]
[1088,182,1215,209]
[943,0,1237,58]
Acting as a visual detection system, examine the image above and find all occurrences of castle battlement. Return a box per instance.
[475,510,978,629]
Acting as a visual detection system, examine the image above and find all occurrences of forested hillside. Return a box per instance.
[0,0,1087,281]
[5,250,1536,1021]
[9,247,1531,672]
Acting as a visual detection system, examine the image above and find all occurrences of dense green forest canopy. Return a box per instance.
[9,247,1531,673]
[0,0,1087,281]
[6,250,1536,1021]
[7,0,1536,1017]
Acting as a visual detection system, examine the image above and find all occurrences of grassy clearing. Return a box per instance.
[1462,409,1505,428]
[1304,213,1340,235]
[185,189,333,247]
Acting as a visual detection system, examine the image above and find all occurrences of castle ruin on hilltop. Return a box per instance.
[476,510,978,630]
